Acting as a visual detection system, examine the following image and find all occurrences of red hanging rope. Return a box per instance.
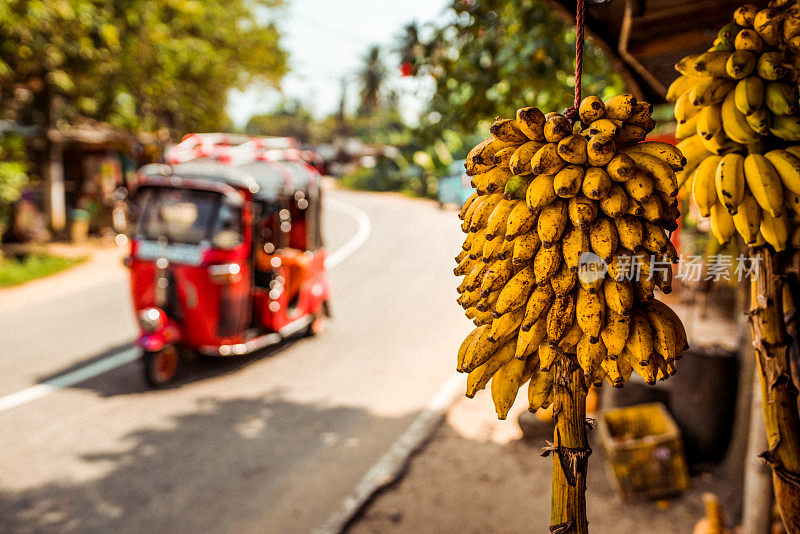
[564,0,585,123]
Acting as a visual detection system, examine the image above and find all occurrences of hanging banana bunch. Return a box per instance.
[455,94,689,420]
[669,3,800,251]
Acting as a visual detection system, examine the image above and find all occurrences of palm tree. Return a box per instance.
[357,45,385,116]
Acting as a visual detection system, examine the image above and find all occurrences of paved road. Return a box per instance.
[0,187,470,533]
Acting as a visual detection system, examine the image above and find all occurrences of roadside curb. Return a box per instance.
[316,373,464,534]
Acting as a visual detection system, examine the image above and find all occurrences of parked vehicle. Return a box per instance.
[129,157,330,386]
[436,159,473,208]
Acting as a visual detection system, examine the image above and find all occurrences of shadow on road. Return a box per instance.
[34,336,308,397]
[0,392,417,533]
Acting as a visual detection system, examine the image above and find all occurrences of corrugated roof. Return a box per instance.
[546,0,769,103]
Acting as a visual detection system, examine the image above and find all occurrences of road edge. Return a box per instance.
[315,373,464,534]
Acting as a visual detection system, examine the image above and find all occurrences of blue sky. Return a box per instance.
[227,0,451,128]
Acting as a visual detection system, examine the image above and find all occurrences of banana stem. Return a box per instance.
[747,247,800,533]
[548,354,590,534]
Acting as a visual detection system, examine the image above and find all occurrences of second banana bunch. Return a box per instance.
[455,94,688,420]
[670,3,800,250]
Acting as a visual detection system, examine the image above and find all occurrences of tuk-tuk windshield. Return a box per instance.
[135,187,237,245]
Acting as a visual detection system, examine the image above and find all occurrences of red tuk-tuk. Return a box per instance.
[129,157,330,386]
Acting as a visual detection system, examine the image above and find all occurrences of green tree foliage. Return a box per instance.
[410,0,626,145]
[0,0,289,133]
[0,133,28,239]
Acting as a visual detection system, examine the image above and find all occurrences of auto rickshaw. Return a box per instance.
[129,156,330,386]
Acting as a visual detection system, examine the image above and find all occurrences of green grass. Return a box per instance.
[0,253,86,288]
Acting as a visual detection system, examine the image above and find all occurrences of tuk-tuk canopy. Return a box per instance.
[138,158,320,201]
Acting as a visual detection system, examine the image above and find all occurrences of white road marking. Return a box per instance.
[0,198,372,414]
[324,198,372,269]
[316,372,464,534]
[0,348,139,413]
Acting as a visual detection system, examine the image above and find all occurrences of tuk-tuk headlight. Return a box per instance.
[208,263,242,284]
[138,308,165,333]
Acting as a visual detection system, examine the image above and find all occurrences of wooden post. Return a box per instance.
[746,248,800,533]
[547,354,590,534]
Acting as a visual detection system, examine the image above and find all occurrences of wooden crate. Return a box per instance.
[597,402,690,500]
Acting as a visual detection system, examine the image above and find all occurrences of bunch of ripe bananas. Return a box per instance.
[455,94,689,420]
[670,3,800,250]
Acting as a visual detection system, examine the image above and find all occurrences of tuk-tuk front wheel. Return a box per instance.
[143,346,179,387]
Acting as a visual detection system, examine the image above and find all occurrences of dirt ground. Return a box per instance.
[347,387,729,534]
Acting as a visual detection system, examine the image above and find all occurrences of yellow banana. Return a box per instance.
[606,152,636,182]
[527,366,555,412]
[756,51,788,80]
[642,221,668,254]
[628,141,686,171]
[553,164,585,198]
[488,306,525,342]
[546,293,575,347]
[622,150,678,197]
[715,152,746,214]
[516,107,546,141]
[509,141,546,175]
[624,347,657,386]
[697,103,723,141]
[516,316,547,360]
[469,193,504,232]
[734,5,757,28]
[489,118,529,143]
[690,76,735,106]
[603,278,634,317]
[521,284,555,331]
[537,200,569,249]
[465,338,516,397]
[557,134,588,166]
[733,192,761,244]
[765,149,800,195]
[692,50,733,77]
[544,115,572,143]
[589,216,619,262]
[458,192,479,221]
[460,324,496,373]
[604,93,637,120]
[645,307,679,362]
[614,215,644,252]
[492,265,537,318]
[562,226,591,272]
[490,357,527,420]
[598,184,629,218]
[765,82,798,116]
[721,90,762,144]
[725,50,757,79]
[645,299,688,356]
[586,134,616,167]
[457,327,481,371]
[533,241,562,286]
[666,75,698,101]
[550,263,577,296]
[587,118,619,138]
[734,76,764,115]
[578,95,605,123]
[577,333,607,380]
[567,195,598,229]
[505,201,537,240]
[627,310,654,365]
[744,153,784,217]
[576,285,605,343]
[582,166,612,200]
[526,174,557,212]
[484,198,516,240]
[692,154,723,217]
[600,309,630,358]
[760,211,788,251]
[710,202,736,245]
[512,232,540,266]
[558,323,584,354]
[622,169,654,203]
[480,255,515,296]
